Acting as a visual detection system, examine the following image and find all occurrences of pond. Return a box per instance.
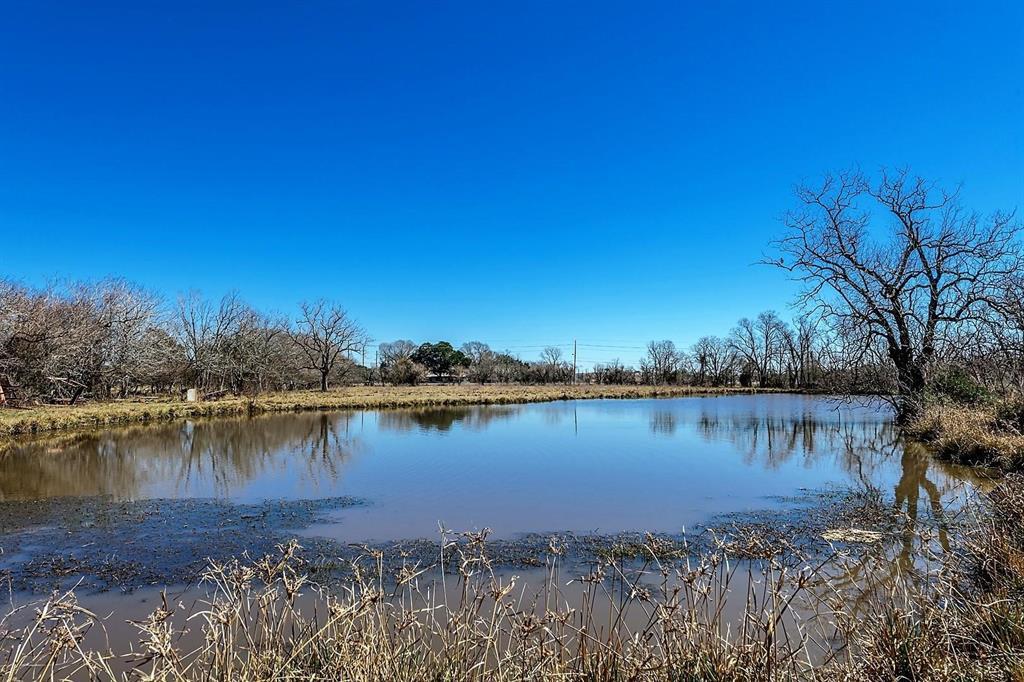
[0,394,991,677]
[0,394,978,569]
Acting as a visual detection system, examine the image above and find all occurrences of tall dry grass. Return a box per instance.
[908,402,1024,470]
[3,478,1024,681]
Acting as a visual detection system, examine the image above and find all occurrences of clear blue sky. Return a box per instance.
[2,1,1022,367]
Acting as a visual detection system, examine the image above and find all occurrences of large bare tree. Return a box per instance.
[292,300,367,392]
[769,168,1021,419]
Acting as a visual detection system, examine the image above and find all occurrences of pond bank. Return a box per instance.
[908,402,1024,471]
[0,384,776,437]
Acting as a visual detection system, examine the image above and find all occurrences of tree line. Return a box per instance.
[0,277,836,404]
[2,168,1021,420]
[0,284,369,404]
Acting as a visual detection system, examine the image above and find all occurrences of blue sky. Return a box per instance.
[2,1,1022,367]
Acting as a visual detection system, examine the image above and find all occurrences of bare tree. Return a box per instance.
[536,346,570,383]
[707,336,739,386]
[379,339,423,385]
[729,318,760,386]
[461,341,496,383]
[689,337,716,386]
[769,168,1021,418]
[540,346,563,366]
[292,300,367,392]
[176,291,247,391]
[231,308,292,394]
[85,279,163,397]
[644,340,679,385]
[781,314,820,389]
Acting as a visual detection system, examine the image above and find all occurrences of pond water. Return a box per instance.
[0,393,990,676]
[0,394,977,545]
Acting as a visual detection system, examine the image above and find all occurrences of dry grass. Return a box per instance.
[0,384,769,438]
[908,403,1024,470]
[4,476,1024,681]
[0,533,826,681]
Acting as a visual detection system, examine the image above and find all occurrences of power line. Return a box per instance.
[579,344,645,350]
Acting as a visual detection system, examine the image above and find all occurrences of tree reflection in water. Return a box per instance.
[0,412,364,500]
[376,405,522,433]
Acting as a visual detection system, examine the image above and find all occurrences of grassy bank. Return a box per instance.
[908,402,1024,471]
[0,384,769,438]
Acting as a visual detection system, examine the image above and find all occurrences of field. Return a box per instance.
[0,384,770,437]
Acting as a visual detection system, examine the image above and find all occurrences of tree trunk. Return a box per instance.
[320,372,329,392]
[893,358,927,424]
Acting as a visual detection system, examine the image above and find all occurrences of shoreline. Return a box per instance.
[0,384,779,438]
[907,403,1024,472]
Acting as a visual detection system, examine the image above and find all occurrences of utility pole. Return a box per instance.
[572,339,577,385]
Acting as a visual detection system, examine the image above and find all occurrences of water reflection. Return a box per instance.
[0,412,362,500]
[649,410,678,435]
[377,405,522,432]
[693,411,901,472]
[0,396,984,542]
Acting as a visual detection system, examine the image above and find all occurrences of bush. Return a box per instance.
[928,368,990,406]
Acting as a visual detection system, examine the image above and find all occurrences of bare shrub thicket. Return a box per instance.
[0,282,365,404]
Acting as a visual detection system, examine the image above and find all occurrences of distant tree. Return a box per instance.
[461,341,496,383]
[176,291,248,390]
[229,308,291,394]
[493,352,528,383]
[689,337,715,386]
[729,312,785,387]
[412,341,469,381]
[593,358,632,385]
[537,346,571,383]
[379,340,423,385]
[292,300,367,392]
[78,279,163,398]
[540,346,563,366]
[644,340,679,385]
[780,314,820,389]
[706,336,739,386]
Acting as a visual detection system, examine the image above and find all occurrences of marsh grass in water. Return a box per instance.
[3,477,1023,680]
